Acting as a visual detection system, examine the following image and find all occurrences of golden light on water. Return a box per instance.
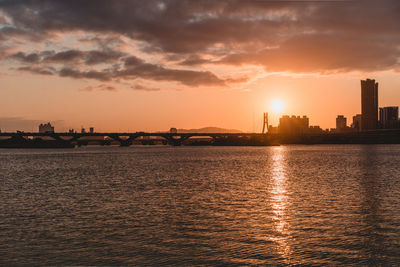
[269,147,292,263]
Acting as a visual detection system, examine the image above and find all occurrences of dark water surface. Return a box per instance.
[1,145,400,266]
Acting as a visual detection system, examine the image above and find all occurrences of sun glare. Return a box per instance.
[271,99,284,114]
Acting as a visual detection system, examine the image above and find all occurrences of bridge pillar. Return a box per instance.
[120,139,133,147]
[50,134,64,142]
[11,133,27,141]
[209,135,229,145]
[162,135,191,146]
[70,135,81,142]
[108,134,139,147]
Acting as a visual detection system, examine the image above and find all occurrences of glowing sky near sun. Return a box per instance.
[1,1,400,132]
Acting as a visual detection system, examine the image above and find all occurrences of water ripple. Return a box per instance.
[1,145,400,265]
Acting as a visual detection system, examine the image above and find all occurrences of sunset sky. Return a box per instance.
[1,0,400,132]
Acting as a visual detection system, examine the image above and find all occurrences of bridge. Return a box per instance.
[1,129,400,147]
[0,132,273,146]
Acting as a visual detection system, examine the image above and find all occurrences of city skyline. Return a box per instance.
[1,76,399,133]
[1,1,400,132]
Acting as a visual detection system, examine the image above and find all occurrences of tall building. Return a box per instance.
[361,79,378,130]
[278,115,309,134]
[336,115,347,131]
[379,106,399,129]
[38,122,54,133]
[351,114,362,131]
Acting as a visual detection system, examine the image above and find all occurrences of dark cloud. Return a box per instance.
[178,55,214,66]
[0,26,30,40]
[1,0,400,76]
[117,62,225,86]
[57,59,225,86]
[17,65,55,75]
[131,84,160,92]
[11,52,40,63]
[80,83,160,92]
[80,84,117,92]
[59,67,112,81]
[0,0,303,52]
[45,50,83,63]
[85,50,125,65]
[10,49,125,65]
[78,35,125,50]
[9,47,226,86]
[124,56,143,67]
[45,49,125,65]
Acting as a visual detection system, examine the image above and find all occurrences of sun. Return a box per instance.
[271,99,284,114]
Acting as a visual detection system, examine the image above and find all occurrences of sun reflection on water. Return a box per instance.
[269,147,292,263]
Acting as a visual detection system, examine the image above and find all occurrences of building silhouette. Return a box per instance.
[336,115,347,131]
[361,79,378,130]
[352,114,362,131]
[279,115,309,134]
[379,106,399,129]
[38,122,54,133]
[308,125,324,134]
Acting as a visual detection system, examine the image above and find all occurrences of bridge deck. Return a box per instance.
[0,132,263,137]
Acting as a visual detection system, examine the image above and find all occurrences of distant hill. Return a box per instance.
[173,127,243,133]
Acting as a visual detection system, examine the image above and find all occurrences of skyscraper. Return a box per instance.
[336,115,347,131]
[361,79,378,130]
[336,115,347,130]
[379,106,399,129]
[352,114,362,131]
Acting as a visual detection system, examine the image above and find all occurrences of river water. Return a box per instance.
[1,145,400,266]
